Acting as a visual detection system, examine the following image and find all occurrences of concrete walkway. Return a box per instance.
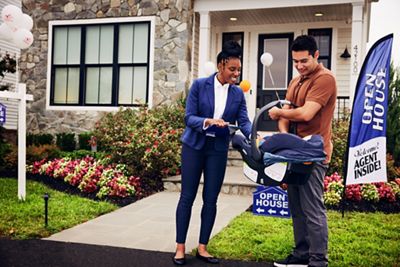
[45,166,256,253]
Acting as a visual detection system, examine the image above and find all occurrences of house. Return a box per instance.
[0,0,20,134]
[16,0,376,134]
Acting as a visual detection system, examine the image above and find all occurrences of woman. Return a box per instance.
[173,41,252,265]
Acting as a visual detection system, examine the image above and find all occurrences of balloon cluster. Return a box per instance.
[0,5,34,49]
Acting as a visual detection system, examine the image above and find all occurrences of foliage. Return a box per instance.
[207,211,400,267]
[78,132,92,150]
[387,64,400,165]
[55,133,76,152]
[329,115,400,181]
[0,127,13,169]
[328,114,349,176]
[28,157,141,199]
[0,178,117,239]
[58,149,108,161]
[2,143,17,170]
[27,133,54,146]
[0,53,16,91]
[323,173,400,208]
[93,101,185,192]
[26,144,61,165]
[323,172,343,206]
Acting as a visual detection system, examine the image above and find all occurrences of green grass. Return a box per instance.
[0,177,117,239]
[207,211,400,267]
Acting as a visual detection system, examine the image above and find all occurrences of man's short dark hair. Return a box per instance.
[291,35,318,57]
[217,40,242,64]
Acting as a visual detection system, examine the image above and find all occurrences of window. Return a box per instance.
[49,18,152,108]
[222,32,244,84]
[308,28,332,69]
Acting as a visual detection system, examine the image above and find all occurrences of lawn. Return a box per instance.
[207,211,400,267]
[0,177,117,239]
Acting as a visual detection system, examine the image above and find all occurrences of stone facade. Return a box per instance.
[21,0,193,134]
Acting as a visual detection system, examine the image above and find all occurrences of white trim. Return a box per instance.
[48,16,156,26]
[198,11,211,77]
[194,0,365,12]
[46,16,155,111]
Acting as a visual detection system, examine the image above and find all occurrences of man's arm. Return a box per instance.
[277,104,290,133]
[269,101,322,122]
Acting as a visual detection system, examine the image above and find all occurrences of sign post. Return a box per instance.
[252,185,290,218]
[0,83,33,200]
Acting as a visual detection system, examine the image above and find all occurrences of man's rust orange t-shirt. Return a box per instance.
[286,64,337,163]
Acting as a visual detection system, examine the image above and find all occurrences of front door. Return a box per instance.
[257,33,293,131]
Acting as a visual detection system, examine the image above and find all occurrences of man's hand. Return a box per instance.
[268,107,282,120]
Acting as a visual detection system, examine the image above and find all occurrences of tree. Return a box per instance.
[0,53,17,91]
[387,64,400,165]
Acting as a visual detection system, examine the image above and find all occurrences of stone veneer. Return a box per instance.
[20,0,193,134]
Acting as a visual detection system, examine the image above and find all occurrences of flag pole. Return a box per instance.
[340,33,393,218]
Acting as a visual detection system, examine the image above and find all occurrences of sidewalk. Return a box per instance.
[44,166,256,253]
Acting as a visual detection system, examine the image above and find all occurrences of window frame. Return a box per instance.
[308,28,332,70]
[222,32,244,84]
[46,17,155,111]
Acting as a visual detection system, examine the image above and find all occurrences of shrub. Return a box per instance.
[59,150,108,161]
[28,157,141,199]
[93,101,185,192]
[322,173,400,207]
[361,184,379,202]
[345,184,362,201]
[26,144,61,164]
[27,133,54,146]
[2,143,17,170]
[56,133,76,151]
[78,132,92,150]
[328,114,349,176]
[387,65,400,166]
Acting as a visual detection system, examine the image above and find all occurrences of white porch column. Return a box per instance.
[198,11,211,77]
[349,2,364,107]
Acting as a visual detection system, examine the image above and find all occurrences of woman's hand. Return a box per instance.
[204,118,228,128]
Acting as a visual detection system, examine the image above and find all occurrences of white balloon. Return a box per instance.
[260,52,273,67]
[12,28,34,49]
[15,14,33,30]
[0,23,13,41]
[204,61,216,76]
[1,5,22,30]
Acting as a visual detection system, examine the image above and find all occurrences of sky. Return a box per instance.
[369,0,400,67]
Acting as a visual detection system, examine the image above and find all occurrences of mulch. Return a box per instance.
[3,171,399,212]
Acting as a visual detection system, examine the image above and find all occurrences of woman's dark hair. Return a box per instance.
[216,40,242,64]
[291,35,318,57]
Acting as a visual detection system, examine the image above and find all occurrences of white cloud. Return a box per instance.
[369,0,400,67]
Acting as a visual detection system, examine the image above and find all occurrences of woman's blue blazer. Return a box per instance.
[181,74,252,152]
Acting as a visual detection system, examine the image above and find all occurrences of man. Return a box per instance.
[268,35,337,267]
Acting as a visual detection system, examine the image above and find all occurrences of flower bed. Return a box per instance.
[28,156,142,205]
[324,172,400,213]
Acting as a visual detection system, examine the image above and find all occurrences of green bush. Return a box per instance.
[387,65,400,166]
[93,101,185,191]
[26,144,61,164]
[0,127,12,170]
[56,133,76,152]
[328,113,349,176]
[27,133,54,146]
[59,149,108,160]
[78,132,92,150]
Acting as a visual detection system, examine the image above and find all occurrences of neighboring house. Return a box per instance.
[19,0,376,134]
[0,0,20,131]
